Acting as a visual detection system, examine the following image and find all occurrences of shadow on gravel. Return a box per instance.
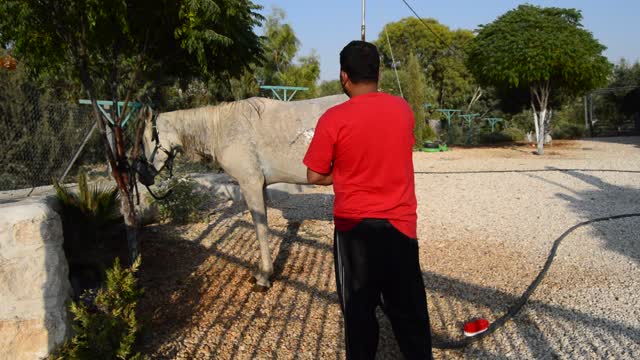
[190,191,334,247]
[587,136,640,148]
[136,188,640,359]
[551,170,640,264]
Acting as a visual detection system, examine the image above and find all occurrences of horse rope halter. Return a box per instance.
[134,111,180,200]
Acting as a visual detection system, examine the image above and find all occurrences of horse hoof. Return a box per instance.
[252,284,270,292]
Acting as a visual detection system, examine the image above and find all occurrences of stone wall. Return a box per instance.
[0,198,70,360]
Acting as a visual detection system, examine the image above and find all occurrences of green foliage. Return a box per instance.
[405,53,436,144]
[478,128,524,144]
[467,4,610,153]
[54,172,120,229]
[379,69,409,97]
[605,59,640,116]
[261,7,299,82]
[552,123,585,139]
[376,18,476,109]
[0,0,264,99]
[501,127,526,142]
[54,172,123,298]
[151,177,210,224]
[256,8,321,99]
[318,80,343,97]
[478,132,512,144]
[49,258,145,360]
[467,5,611,101]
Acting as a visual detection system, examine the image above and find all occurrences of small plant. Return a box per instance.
[151,176,210,224]
[49,258,146,360]
[54,172,125,299]
[54,172,120,228]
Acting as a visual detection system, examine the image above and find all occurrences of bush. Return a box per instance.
[478,132,512,144]
[552,123,585,139]
[444,123,465,145]
[54,172,120,228]
[501,127,526,142]
[478,128,524,144]
[49,258,146,360]
[54,172,124,297]
[150,176,210,224]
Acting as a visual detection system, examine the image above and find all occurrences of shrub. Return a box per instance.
[478,128,524,144]
[501,127,526,142]
[49,258,146,360]
[150,176,210,224]
[54,172,124,298]
[478,132,512,144]
[445,123,465,145]
[54,172,120,229]
[552,123,585,139]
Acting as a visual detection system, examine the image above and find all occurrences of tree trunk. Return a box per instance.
[530,81,551,155]
[537,109,546,155]
[74,22,140,265]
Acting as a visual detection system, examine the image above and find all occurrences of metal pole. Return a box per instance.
[583,95,589,137]
[589,93,594,136]
[361,0,366,41]
[59,122,97,183]
[583,96,588,129]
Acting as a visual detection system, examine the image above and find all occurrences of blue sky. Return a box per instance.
[253,0,640,81]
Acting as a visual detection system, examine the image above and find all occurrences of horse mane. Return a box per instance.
[155,98,269,162]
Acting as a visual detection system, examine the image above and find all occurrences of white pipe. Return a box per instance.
[385,28,403,98]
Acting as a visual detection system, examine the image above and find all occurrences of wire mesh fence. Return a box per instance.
[0,85,105,192]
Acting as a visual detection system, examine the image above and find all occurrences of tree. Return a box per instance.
[256,8,321,99]
[318,80,343,97]
[0,0,264,260]
[608,59,640,117]
[376,18,476,110]
[405,53,436,144]
[467,5,611,154]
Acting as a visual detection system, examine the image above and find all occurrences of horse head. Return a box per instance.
[136,109,181,187]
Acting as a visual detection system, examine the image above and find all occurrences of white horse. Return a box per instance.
[141,94,348,288]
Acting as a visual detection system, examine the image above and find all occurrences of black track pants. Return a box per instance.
[333,219,433,360]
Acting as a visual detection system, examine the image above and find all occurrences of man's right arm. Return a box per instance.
[307,167,333,185]
[303,113,336,185]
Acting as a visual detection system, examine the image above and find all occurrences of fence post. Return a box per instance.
[58,122,97,183]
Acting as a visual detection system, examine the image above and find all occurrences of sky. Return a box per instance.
[253,0,640,81]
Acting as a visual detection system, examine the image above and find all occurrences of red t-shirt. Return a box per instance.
[303,92,417,238]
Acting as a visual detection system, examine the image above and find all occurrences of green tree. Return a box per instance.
[405,53,436,144]
[256,8,321,99]
[376,18,476,109]
[608,59,640,117]
[318,79,343,97]
[467,5,611,154]
[0,0,264,260]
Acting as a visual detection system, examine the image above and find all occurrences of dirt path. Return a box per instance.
[138,137,640,359]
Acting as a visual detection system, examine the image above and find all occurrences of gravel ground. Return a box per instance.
[138,137,640,359]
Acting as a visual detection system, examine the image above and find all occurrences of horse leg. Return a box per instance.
[238,178,273,289]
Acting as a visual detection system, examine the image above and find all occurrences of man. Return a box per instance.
[303,40,433,359]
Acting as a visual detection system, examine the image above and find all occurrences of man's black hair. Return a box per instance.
[340,41,380,83]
